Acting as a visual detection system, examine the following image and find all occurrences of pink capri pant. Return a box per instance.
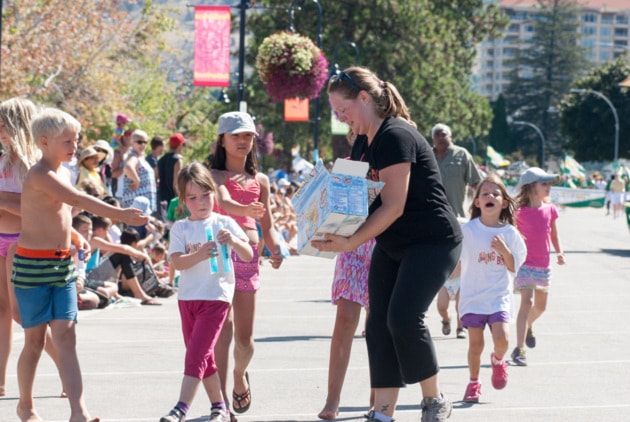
[178,300,230,379]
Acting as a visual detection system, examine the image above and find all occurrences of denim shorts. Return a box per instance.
[461,311,510,329]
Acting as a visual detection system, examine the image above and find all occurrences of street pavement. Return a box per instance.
[1,206,630,421]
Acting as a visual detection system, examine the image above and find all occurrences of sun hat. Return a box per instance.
[78,147,100,165]
[116,113,131,125]
[516,167,558,189]
[93,140,114,165]
[169,133,186,148]
[217,112,258,136]
[131,196,151,217]
[277,178,291,188]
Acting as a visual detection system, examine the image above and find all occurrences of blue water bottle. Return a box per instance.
[205,227,219,273]
[218,223,231,273]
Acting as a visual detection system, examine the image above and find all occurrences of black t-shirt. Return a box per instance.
[358,117,462,251]
[157,152,181,203]
[109,253,135,279]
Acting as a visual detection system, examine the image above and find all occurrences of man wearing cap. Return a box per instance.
[157,133,185,218]
[432,123,482,219]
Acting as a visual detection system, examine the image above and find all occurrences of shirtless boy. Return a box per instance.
[12,108,148,422]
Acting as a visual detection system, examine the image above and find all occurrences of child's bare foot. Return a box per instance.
[318,400,339,420]
[60,390,68,398]
[0,384,5,396]
[16,405,44,422]
[69,416,100,422]
[317,408,339,420]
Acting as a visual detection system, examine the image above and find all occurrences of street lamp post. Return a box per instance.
[570,88,619,163]
[288,0,323,163]
[331,40,359,76]
[507,117,546,167]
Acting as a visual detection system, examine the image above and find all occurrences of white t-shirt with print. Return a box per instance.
[168,214,247,302]
[458,218,527,318]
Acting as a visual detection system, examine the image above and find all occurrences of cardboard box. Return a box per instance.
[292,158,377,258]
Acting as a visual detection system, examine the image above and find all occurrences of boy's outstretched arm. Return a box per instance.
[38,169,150,226]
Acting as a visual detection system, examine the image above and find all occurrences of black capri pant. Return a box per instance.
[366,239,462,388]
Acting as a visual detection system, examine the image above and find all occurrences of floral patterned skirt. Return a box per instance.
[331,239,375,308]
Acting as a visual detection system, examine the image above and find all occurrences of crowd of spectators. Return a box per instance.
[65,117,302,311]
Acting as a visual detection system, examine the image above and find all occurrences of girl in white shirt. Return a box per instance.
[161,162,253,422]
[453,174,527,404]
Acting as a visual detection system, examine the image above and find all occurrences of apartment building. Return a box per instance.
[474,0,630,99]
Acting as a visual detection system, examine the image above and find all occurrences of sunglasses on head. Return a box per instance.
[330,71,362,91]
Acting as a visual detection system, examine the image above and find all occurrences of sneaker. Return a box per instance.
[490,353,508,389]
[420,394,452,422]
[441,320,451,336]
[456,328,466,339]
[160,407,185,422]
[511,347,527,366]
[364,410,394,422]
[209,407,230,422]
[525,327,536,348]
[463,382,481,403]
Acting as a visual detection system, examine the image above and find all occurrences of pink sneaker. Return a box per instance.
[491,353,508,389]
[463,381,481,403]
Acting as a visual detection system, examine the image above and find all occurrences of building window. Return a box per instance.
[581,26,596,36]
[614,28,628,37]
[582,14,596,23]
[600,27,612,37]
[509,23,520,32]
[601,14,614,25]
[616,15,629,25]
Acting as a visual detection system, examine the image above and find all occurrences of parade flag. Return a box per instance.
[559,155,585,180]
[194,6,231,87]
[284,98,310,122]
[486,146,510,168]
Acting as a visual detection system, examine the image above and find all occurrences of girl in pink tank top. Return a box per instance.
[210,111,284,418]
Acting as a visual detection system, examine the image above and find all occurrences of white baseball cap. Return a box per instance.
[217,112,258,136]
[516,167,558,189]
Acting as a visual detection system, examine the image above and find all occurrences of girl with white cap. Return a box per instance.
[210,111,284,420]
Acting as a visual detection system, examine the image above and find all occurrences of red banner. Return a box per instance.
[194,6,231,87]
[284,98,309,122]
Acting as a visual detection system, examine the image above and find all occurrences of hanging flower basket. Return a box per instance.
[255,31,329,102]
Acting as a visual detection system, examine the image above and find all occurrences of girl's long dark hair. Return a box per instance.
[210,133,259,176]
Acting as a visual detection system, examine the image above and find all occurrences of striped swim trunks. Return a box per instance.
[12,246,76,289]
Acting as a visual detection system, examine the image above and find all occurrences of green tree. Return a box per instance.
[487,94,512,154]
[559,58,630,162]
[503,0,588,163]
[242,0,508,164]
[1,0,177,141]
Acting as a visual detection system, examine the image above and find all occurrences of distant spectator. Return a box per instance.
[122,129,157,213]
[146,135,164,184]
[432,123,482,218]
[157,133,185,219]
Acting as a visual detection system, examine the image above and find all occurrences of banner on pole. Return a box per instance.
[194,6,231,87]
[284,98,310,122]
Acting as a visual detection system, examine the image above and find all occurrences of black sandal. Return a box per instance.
[232,372,251,414]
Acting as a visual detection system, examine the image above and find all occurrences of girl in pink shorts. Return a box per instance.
[0,98,40,396]
[161,163,253,422]
[210,111,284,418]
